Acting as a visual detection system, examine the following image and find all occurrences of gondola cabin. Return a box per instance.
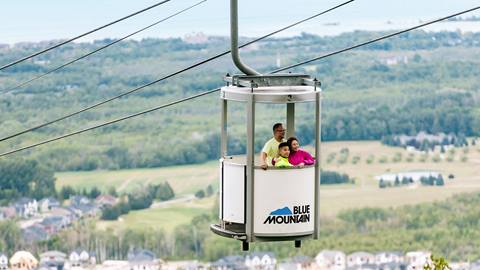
[210,73,322,250]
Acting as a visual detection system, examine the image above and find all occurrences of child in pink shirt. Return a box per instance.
[287,137,315,166]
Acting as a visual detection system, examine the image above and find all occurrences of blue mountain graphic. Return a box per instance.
[270,207,292,216]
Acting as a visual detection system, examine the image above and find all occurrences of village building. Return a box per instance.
[0,253,8,270]
[127,249,161,270]
[10,251,38,270]
[278,255,316,270]
[245,252,276,270]
[39,198,61,213]
[39,251,66,270]
[405,251,431,270]
[22,224,48,242]
[67,249,96,269]
[0,207,16,220]
[13,198,38,219]
[41,216,70,235]
[95,195,117,209]
[346,252,375,268]
[375,252,404,265]
[98,260,129,270]
[316,250,346,270]
[211,256,247,270]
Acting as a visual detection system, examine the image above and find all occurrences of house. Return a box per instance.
[39,251,66,270]
[375,252,404,265]
[73,204,98,218]
[0,253,8,270]
[10,251,38,270]
[277,262,297,270]
[245,252,276,270]
[95,195,117,208]
[69,196,90,208]
[41,216,70,235]
[468,261,480,270]
[99,260,130,270]
[316,250,346,270]
[22,224,48,242]
[380,56,408,66]
[346,252,375,268]
[49,208,74,224]
[278,256,315,270]
[127,249,161,270]
[447,262,469,270]
[211,256,247,270]
[377,262,404,270]
[69,196,98,218]
[39,198,61,213]
[0,207,16,220]
[13,198,38,218]
[67,249,96,269]
[162,260,206,270]
[405,251,431,270]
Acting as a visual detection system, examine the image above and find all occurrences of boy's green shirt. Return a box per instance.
[275,156,293,168]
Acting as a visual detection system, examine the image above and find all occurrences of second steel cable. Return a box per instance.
[0,0,355,143]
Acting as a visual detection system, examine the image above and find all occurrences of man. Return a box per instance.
[260,123,286,169]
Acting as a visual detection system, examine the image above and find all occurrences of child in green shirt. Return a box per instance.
[274,142,293,168]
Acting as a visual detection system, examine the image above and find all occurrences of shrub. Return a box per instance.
[195,190,205,199]
[392,152,402,162]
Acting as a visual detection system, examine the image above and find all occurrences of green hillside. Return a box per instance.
[1,31,480,171]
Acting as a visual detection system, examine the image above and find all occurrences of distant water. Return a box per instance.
[250,21,480,38]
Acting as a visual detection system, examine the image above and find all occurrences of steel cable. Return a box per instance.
[0,0,354,143]
[0,0,207,95]
[0,0,173,71]
[2,5,479,157]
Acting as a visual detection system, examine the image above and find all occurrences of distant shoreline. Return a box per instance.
[1,21,480,46]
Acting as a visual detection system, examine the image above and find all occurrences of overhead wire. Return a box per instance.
[0,0,207,95]
[1,4,479,158]
[0,89,220,158]
[0,0,172,71]
[0,0,355,143]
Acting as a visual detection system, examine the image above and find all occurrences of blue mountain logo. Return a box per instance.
[270,207,292,216]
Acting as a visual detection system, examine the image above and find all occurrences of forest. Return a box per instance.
[0,29,480,262]
[0,30,479,171]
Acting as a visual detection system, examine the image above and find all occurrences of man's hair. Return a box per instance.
[287,137,298,149]
[278,142,290,149]
[273,123,283,132]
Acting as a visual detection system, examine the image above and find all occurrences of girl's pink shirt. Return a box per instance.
[288,148,315,166]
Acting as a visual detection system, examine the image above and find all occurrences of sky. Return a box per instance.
[0,0,479,44]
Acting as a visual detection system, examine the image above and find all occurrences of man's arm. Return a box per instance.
[260,152,268,169]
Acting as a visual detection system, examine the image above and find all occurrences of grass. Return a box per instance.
[56,160,218,196]
[56,140,480,232]
[96,196,215,234]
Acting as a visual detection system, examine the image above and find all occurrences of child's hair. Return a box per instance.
[278,142,290,149]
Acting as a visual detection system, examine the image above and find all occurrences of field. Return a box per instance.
[56,140,480,231]
[56,160,219,196]
[96,196,215,233]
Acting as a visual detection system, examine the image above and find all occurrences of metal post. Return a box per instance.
[286,103,295,138]
[245,93,255,242]
[221,99,228,157]
[314,91,322,239]
[230,0,260,75]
